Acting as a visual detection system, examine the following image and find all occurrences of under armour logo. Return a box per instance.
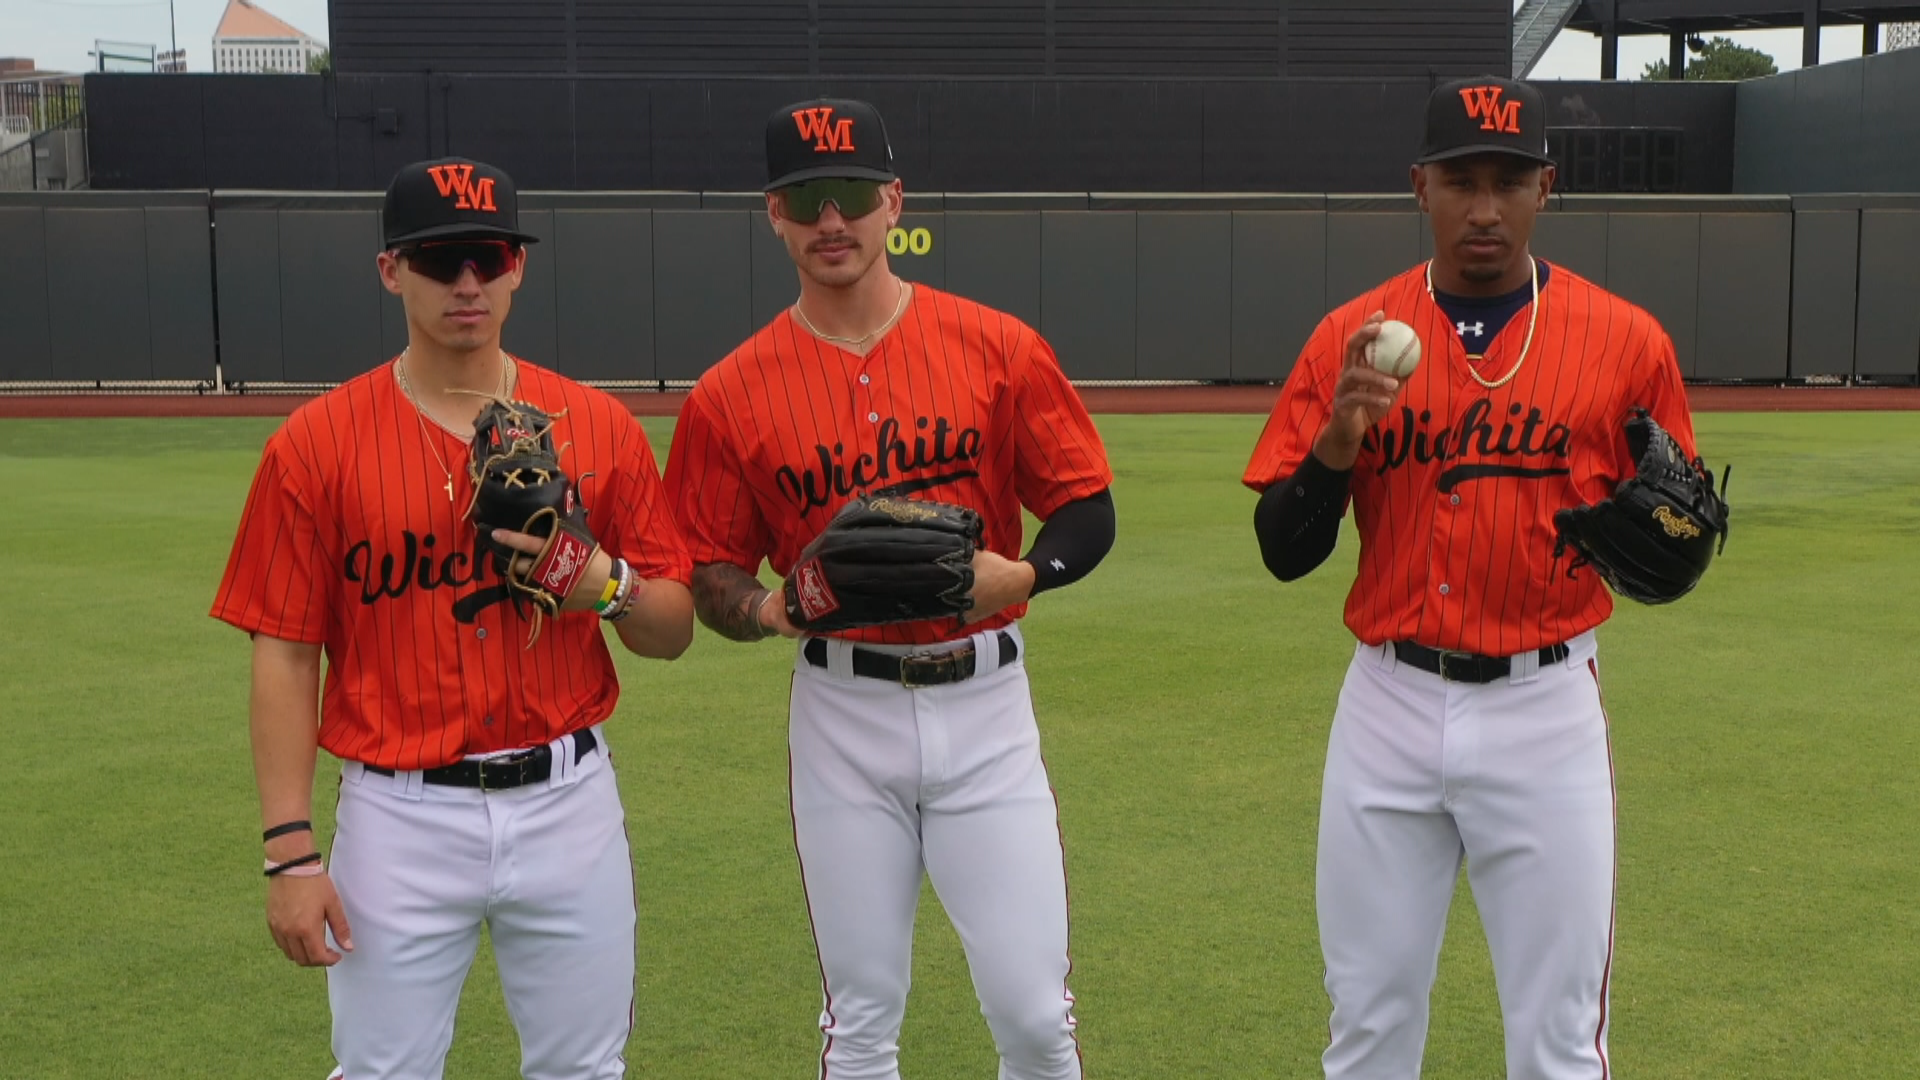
[1456,321,1486,338]
[1049,559,1066,572]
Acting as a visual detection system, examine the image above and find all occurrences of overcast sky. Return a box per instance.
[1,0,1886,78]
[3,0,329,73]
[1520,0,1873,80]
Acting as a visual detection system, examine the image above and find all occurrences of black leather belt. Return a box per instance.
[1392,641,1570,684]
[804,631,1019,689]
[366,727,598,790]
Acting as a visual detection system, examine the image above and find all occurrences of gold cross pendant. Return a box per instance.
[444,478,455,504]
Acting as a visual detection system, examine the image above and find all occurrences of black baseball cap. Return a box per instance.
[1416,76,1555,167]
[382,157,541,249]
[764,97,897,192]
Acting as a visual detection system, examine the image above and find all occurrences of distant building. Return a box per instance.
[212,0,326,74]
[0,58,60,77]
[0,59,84,137]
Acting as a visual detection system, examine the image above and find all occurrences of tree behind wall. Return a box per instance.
[1643,37,1780,81]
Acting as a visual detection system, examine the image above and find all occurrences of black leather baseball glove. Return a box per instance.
[465,397,600,641]
[1553,407,1730,605]
[784,495,984,633]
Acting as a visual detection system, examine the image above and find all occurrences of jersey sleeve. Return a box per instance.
[1009,329,1115,520]
[1589,318,1699,488]
[1635,322,1699,459]
[209,431,332,644]
[603,414,694,587]
[662,386,774,571]
[1243,317,1344,492]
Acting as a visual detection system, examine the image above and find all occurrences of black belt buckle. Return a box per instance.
[1435,650,1480,683]
[477,747,546,791]
[898,650,962,689]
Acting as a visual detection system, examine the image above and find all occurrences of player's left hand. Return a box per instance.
[963,550,1036,624]
[490,528,615,612]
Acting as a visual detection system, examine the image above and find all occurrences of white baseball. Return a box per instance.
[1367,320,1422,379]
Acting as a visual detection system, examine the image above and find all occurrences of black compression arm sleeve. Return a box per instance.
[1254,454,1351,582]
[1022,488,1116,596]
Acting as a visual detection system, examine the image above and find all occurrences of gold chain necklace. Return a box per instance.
[394,350,514,504]
[1426,255,1539,391]
[792,278,909,347]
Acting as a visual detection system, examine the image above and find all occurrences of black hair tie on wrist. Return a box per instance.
[264,852,324,877]
[262,820,313,843]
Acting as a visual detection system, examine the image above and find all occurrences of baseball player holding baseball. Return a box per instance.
[1244,77,1725,1078]
[211,157,694,1079]
[662,98,1117,1079]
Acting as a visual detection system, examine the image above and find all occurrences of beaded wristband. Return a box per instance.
[608,564,643,624]
[593,572,622,613]
[608,583,639,624]
[599,560,633,622]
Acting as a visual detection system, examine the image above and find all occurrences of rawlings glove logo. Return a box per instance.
[791,559,841,621]
[1652,505,1701,539]
[536,533,592,592]
[866,496,941,525]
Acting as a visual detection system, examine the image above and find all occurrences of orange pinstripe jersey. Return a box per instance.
[211,358,693,771]
[1244,261,1699,656]
[664,284,1113,646]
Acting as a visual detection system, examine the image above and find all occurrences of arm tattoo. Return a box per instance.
[691,562,774,643]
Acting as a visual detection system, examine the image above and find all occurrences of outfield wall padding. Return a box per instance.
[2,191,1917,387]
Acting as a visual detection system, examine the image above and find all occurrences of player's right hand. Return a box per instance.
[267,873,354,967]
[1317,311,1404,470]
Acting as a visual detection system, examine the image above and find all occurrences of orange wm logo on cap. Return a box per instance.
[1458,86,1523,135]
[793,107,857,153]
[426,164,498,212]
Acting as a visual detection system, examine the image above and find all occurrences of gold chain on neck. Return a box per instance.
[394,350,515,503]
[792,278,910,347]
[1426,256,1540,392]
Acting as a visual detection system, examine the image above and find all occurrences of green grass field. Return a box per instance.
[2,411,1916,1079]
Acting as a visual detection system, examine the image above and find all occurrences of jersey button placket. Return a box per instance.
[855,363,879,425]
[1433,488,1460,601]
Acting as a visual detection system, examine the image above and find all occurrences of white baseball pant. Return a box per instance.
[1316,632,1616,1080]
[320,725,635,1080]
[788,625,1082,1080]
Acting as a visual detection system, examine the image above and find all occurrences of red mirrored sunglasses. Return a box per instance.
[398,240,521,285]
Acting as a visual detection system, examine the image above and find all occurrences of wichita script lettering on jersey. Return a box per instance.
[775,414,983,511]
[1364,399,1572,491]
[344,530,494,603]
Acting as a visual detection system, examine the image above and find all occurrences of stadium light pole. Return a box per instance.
[168,0,178,71]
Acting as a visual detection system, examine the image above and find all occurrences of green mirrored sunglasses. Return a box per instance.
[778,178,886,225]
